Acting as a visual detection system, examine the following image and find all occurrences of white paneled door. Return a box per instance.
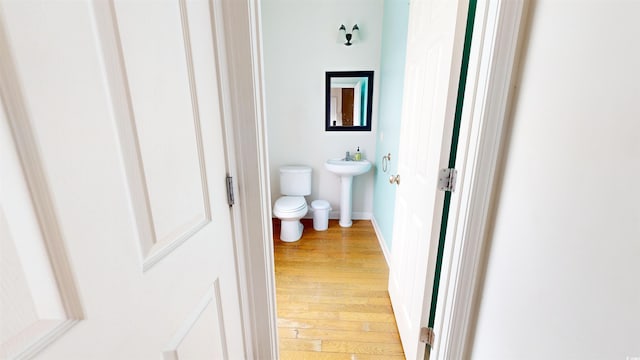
[0,1,245,359]
[388,1,468,359]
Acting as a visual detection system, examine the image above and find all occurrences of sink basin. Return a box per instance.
[324,159,372,227]
[324,159,372,176]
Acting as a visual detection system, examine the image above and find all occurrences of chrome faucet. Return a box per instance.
[345,151,351,161]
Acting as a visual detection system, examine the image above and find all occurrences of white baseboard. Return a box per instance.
[310,210,372,220]
[370,216,391,268]
[350,211,372,220]
[302,211,372,220]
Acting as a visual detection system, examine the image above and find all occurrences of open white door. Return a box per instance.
[0,1,247,358]
[387,1,469,359]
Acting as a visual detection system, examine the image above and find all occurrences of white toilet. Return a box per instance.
[273,165,312,242]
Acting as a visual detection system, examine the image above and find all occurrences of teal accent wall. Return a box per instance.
[372,0,409,252]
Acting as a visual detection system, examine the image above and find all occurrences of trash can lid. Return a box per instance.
[311,200,331,210]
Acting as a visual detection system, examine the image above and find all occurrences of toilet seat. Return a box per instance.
[274,196,307,218]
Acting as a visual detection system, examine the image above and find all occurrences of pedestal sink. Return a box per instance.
[325,159,372,227]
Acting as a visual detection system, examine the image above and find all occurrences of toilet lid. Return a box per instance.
[274,196,307,213]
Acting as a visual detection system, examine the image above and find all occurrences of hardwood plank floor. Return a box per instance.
[274,219,405,359]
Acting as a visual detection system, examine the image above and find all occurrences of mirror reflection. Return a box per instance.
[326,71,373,131]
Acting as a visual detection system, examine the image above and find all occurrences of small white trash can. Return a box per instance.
[311,200,331,231]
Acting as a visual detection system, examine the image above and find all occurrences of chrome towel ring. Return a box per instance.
[382,153,391,173]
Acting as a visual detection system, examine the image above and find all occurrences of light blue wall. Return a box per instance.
[372,0,409,252]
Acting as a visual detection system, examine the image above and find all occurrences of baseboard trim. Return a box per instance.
[370,216,391,268]
[350,211,372,220]
[302,211,372,220]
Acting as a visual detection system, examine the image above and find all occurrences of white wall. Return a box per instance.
[261,0,383,218]
[470,1,640,359]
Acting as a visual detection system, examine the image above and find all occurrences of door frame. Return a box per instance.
[210,0,278,358]
[429,0,526,358]
[226,0,526,359]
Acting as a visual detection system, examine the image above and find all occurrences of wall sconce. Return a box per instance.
[338,24,360,46]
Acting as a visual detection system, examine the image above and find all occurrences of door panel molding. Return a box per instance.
[0,24,83,359]
[163,280,228,360]
[92,0,213,272]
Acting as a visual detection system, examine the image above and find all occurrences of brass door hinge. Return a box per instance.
[420,327,435,347]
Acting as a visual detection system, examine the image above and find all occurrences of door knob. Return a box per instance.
[389,174,400,185]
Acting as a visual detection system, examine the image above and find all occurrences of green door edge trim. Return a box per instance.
[427,0,478,330]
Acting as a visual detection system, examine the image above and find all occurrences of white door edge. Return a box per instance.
[211,0,279,359]
[430,0,526,359]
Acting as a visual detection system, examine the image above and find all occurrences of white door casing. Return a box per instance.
[429,1,526,358]
[388,1,468,359]
[210,0,279,357]
[0,0,248,358]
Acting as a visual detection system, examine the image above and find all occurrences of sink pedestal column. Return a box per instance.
[339,176,354,227]
[324,159,371,228]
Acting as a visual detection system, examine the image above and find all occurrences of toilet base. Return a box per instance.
[279,219,304,242]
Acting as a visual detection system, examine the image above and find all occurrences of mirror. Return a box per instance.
[326,71,373,131]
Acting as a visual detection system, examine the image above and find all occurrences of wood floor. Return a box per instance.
[274,219,405,359]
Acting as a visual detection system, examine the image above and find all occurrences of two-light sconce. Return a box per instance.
[338,24,360,46]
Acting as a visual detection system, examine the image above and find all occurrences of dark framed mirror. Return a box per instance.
[325,71,373,131]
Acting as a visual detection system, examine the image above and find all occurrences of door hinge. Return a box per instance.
[226,176,235,206]
[420,327,435,347]
[438,168,458,192]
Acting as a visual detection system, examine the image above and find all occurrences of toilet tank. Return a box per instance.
[280,166,312,196]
